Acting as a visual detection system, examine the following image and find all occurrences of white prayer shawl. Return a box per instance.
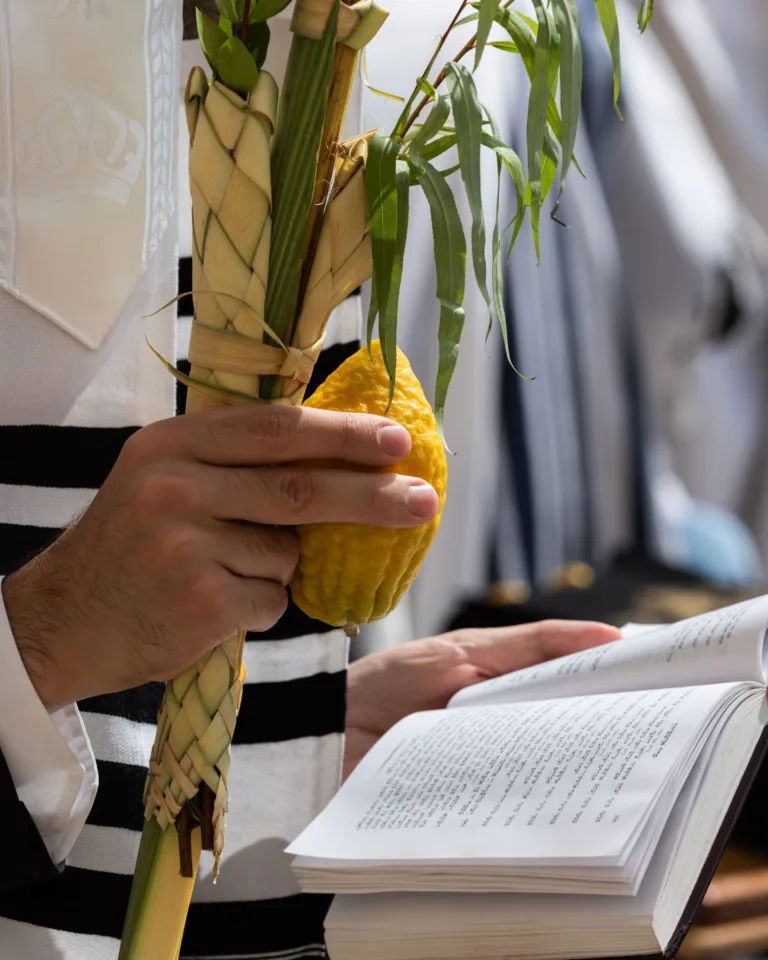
[0,3,357,957]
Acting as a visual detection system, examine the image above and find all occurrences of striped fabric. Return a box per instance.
[0,253,362,958]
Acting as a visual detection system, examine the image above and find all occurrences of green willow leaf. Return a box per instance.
[456,12,480,28]
[416,76,439,100]
[482,109,513,364]
[407,133,459,184]
[408,92,451,158]
[594,0,622,117]
[366,278,378,357]
[527,0,554,261]
[215,36,260,95]
[365,132,400,330]
[637,0,654,32]
[481,131,525,252]
[197,9,229,73]
[420,133,458,163]
[413,158,467,447]
[475,0,500,70]
[379,160,410,406]
[524,133,558,207]
[489,40,519,53]
[551,0,582,214]
[494,8,578,175]
[445,63,491,332]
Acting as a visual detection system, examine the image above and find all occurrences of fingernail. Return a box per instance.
[407,482,439,519]
[379,424,410,457]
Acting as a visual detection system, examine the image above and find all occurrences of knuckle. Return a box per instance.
[256,527,300,566]
[158,525,202,568]
[338,411,373,453]
[248,407,295,451]
[276,468,316,515]
[120,424,161,466]
[192,570,229,624]
[133,469,199,515]
[249,582,289,632]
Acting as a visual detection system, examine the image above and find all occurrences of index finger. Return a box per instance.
[173,404,413,468]
[454,620,621,680]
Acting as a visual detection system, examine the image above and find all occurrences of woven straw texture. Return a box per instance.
[142,65,373,875]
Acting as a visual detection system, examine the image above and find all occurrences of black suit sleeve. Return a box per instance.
[0,744,61,894]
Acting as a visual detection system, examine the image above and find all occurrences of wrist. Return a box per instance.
[2,555,82,711]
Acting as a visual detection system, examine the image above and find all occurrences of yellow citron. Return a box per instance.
[291,340,447,630]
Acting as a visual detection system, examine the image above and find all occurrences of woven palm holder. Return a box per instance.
[142,0,377,880]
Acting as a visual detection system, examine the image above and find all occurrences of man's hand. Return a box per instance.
[2,406,439,710]
[344,620,621,778]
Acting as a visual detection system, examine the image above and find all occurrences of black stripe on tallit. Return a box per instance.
[234,670,347,745]
[0,523,62,576]
[79,683,165,725]
[0,867,132,938]
[0,425,138,489]
[0,857,331,950]
[86,760,147,832]
[78,663,346,747]
[249,601,338,642]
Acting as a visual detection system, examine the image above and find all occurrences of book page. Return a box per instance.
[450,596,768,709]
[288,683,744,865]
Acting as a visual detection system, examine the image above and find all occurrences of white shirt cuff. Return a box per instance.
[0,577,98,864]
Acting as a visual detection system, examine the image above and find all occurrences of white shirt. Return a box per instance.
[0,580,96,865]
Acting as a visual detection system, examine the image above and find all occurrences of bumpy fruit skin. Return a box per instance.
[290,341,448,629]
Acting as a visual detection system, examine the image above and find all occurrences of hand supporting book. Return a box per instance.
[288,597,768,960]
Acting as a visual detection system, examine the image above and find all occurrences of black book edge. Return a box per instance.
[594,723,768,960]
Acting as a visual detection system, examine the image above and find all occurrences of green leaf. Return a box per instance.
[419,133,458,163]
[594,0,622,117]
[551,0,582,214]
[481,131,526,252]
[637,0,654,32]
[215,8,270,65]
[215,36,260,95]
[445,63,491,333]
[415,76,439,100]
[494,8,573,175]
[262,0,340,397]
[518,12,539,32]
[365,132,401,331]
[250,0,294,22]
[483,110,511,363]
[215,0,242,22]
[197,9,229,73]
[475,0,500,70]
[379,160,410,406]
[246,20,270,68]
[366,278,378,357]
[541,135,559,204]
[408,91,451,159]
[526,0,554,261]
[489,40,519,53]
[413,158,467,446]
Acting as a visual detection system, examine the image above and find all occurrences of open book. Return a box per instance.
[288,597,768,960]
